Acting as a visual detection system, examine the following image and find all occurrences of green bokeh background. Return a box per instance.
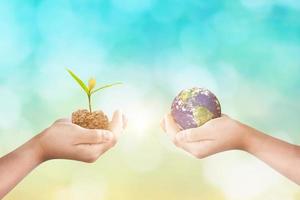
[0,0,300,199]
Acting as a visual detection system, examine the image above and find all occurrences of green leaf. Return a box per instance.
[91,82,122,94]
[66,68,90,95]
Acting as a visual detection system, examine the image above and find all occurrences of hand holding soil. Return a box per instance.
[0,110,126,198]
[32,69,126,163]
[32,110,126,163]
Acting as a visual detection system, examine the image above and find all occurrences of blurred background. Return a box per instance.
[0,0,300,199]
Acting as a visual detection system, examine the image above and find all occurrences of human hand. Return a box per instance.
[161,114,247,158]
[31,110,127,163]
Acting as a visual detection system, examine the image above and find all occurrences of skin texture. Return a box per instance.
[161,114,300,185]
[0,110,126,199]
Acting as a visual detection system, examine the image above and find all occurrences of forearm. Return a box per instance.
[0,137,43,198]
[241,124,300,185]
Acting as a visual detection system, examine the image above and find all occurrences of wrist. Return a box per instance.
[20,135,46,165]
[238,123,265,154]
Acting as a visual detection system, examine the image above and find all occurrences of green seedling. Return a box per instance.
[67,68,122,113]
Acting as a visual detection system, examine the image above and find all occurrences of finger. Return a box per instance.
[179,141,215,159]
[109,110,124,137]
[176,127,212,143]
[122,114,128,129]
[77,136,118,161]
[76,144,106,163]
[164,114,181,137]
[163,114,183,147]
[76,129,113,144]
[160,118,166,132]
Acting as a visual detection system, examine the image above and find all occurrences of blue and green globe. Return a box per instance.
[171,87,221,130]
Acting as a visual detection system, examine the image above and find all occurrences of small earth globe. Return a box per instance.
[171,87,221,130]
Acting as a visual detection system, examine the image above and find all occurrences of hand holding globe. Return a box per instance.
[162,87,245,158]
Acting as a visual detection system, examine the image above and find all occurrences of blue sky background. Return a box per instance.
[0,0,300,199]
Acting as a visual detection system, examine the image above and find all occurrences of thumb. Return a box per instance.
[109,110,124,137]
[164,114,181,137]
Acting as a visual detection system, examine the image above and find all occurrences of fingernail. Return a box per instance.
[103,132,112,141]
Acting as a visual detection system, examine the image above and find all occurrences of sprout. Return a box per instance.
[88,78,96,91]
[66,68,122,113]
